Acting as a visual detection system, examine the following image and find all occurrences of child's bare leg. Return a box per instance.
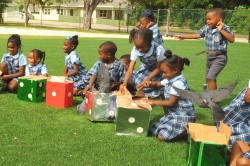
[0,62,8,76]
[208,79,217,90]
[8,79,18,92]
[230,141,250,166]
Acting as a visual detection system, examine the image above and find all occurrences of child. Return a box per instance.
[230,141,250,166]
[223,82,250,150]
[119,28,165,98]
[142,52,195,142]
[62,35,90,96]
[82,41,125,94]
[25,49,48,77]
[120,54,136,94]
[136,9,164,45]
[0,34,27,92]
[175,8,234,90]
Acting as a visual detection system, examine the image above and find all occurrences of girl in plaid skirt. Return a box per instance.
[142,52,195,141]
[120,28,165,98]
[0,34,27,93]
[63,35,90,96]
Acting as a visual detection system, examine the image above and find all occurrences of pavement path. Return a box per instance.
[0,19,248,43]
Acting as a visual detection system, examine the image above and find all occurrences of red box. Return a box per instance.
[46,76,74,108]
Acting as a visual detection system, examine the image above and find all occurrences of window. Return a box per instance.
[44,8,50,15]
[56,9,64,15]
[99,10,107,18]
[70,9,73,16]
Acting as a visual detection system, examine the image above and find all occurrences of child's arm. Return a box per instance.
[217,21,235,43]
[147,95,179,107]
[2,65,25,81]
[82,74,96,95]
[63,64,79,77]
[137,80,162,90]
[174,33,200,40]
[63,66,68,75]
[120,60,136,92]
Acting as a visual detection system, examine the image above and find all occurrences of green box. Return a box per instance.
[187,122,232,166]
[84,92,117,122]
[17,76,47,102]
[116,107,151,136]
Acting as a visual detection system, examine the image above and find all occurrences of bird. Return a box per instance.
[96,62,111,93]
[173,80,238,122]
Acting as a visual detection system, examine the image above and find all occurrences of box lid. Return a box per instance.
[19,75,48,80]
[188,122,232,145]
[47,76,73,83]
[115,87,152,110]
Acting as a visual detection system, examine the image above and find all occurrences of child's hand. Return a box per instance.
[174,35,184,40]
[1,75,9,82]
[146,22,154,29]
[136,83,144,90]
[216,21,224,31]
[82,86,91,96]
[119,84,125,94]
[143,80,152,87]
[142,98,154,105]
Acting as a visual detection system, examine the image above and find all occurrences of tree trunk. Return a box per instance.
[82,1,99,30]
[24,0,31,27]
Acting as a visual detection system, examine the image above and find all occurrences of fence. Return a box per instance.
[128,8,250,36]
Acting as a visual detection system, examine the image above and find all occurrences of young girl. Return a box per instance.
[25,49,48,76]
[120,28,165,98]
[63,35,90,96]
[0,34,27,92]
[136,9,164,45]
[142,52,195,142]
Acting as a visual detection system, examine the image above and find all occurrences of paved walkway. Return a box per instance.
[0,18,248,43]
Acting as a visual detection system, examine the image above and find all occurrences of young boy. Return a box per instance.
[82,41,125,95]
[136,9,164,46]
[120,54,136,94]
[175,8,234,90]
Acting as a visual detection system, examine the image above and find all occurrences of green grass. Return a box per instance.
[0,35,249,165]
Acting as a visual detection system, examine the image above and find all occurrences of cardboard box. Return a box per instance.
[115,88,152,136]
[46,76,74,108]
[17,75,47,102]
[84,91,117,122]
[187,122,232,166]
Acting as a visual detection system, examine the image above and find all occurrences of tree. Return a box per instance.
[83,0,113,29]
[0,0,12,23]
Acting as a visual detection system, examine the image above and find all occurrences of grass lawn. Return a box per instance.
[0,35,249,165]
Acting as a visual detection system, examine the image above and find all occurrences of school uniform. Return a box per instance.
[150,24,164,45]
[1,52,27,80]
[65,51,90,90]
[150,74,196,141]
[197,24,233,81]
[89,59,125,90]
[131,42,165,98]
[223,86,250,149]
[25,62,48,76]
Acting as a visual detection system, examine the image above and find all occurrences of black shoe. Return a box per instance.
[1,82,8,91]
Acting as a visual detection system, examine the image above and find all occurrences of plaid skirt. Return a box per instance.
[150,114,195,141]
[69,74,89,90]
[135,69,164,98]
[227,122,250,149]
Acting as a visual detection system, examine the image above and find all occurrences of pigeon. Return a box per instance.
[173,80,238,122]
[96,62,111,93]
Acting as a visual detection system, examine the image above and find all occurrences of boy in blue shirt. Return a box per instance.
[82,41,125,95]
[175,8,234,90]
